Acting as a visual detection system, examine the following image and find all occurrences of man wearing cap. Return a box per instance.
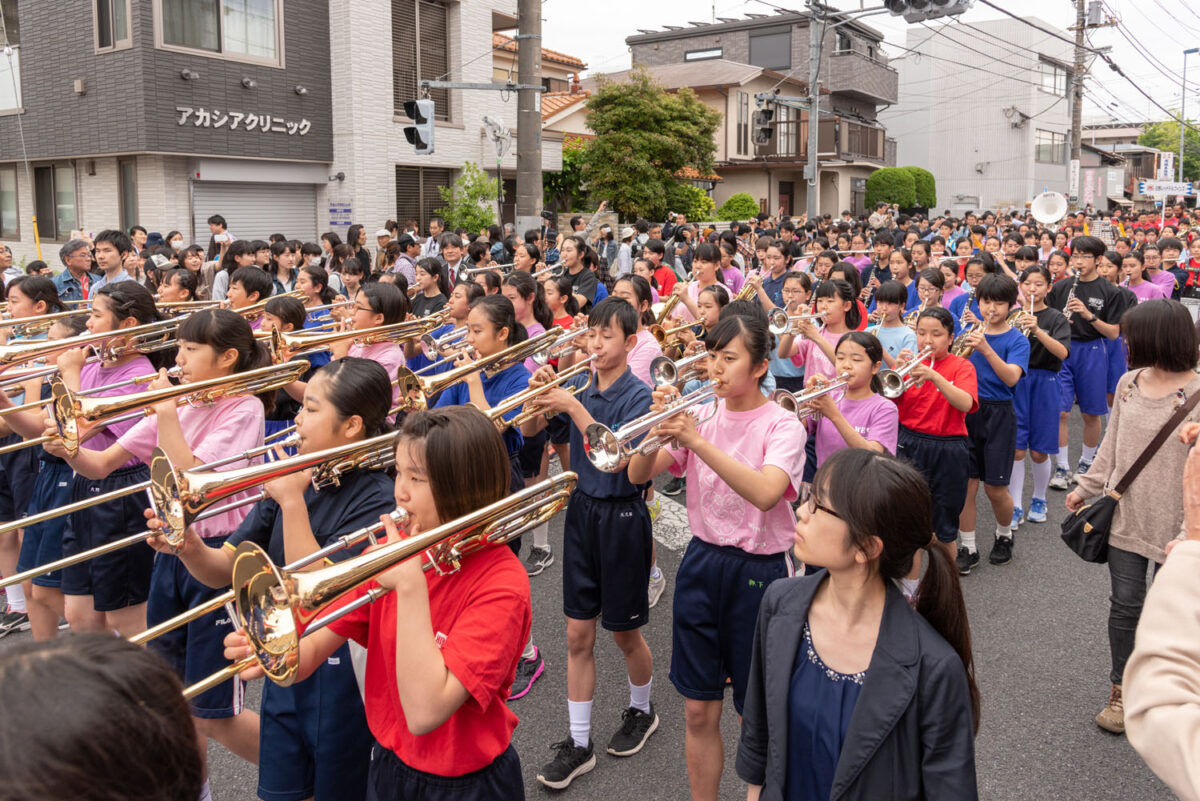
[617,227,635,276]
[374,228,392,271]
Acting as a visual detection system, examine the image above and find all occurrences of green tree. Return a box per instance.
[715,192,760,220]
[435,162,498,233]
[901,166,937,209]
[582,68,722,220]
[1138,118,1200,183]
[544,136,589,213]
[666,182,716,221]
[865,167,916,209]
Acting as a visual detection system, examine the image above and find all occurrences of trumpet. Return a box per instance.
[270,313,449,362]
[772,372,850,422]
[182,472,577,698]
[734,277,759,302]
[584,384,717,473]
[651,294,681,326]
[420,326,468,358]
[394,327,564,411]
[480,356,596,430]
[767,308,826,336]
[530,327,590,367]
[878,346,935,399]
[649,349,707,387]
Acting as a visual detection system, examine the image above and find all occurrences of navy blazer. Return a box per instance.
[736,572,978,801]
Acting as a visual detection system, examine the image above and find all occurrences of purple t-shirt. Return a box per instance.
[523,322,547,374]
[721,267,745,296]
[1128,280,1168,304]
[813,393,899,466]
[1148,270,1176,296]
[80,357,155,467]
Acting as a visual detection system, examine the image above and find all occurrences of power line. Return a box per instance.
[974,0,1104,54]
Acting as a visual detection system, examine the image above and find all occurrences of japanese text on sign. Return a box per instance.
[175,107,311,136]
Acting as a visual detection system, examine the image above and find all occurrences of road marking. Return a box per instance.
[652,494,691,551]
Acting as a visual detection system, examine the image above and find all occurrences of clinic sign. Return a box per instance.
[1138,181,1194,196]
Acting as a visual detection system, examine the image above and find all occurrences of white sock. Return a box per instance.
[522,638,536,661]
[629,677,652,714]
[568,699,593,748]
[1031,458,1052,500]
[1008,459,1025,508]
[899,577,920,601]
[5,583,25,613]
[650,563,662,581]
[1081,444,1098,464]
[1057,446,1070,469]
[532,522,550,550]
[198,779,213,801]
[959,529,976,552]
[996,523,1012,541]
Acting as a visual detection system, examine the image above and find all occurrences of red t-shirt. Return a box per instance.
[653,265,677,296]
[328,545,532,776]
[854,300,869,331]
[893,353,978,437]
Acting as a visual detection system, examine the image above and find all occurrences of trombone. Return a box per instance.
[0,318,181,375]
[772,372,850,422]
[767,308,826,336]
[270,312,449,362]
[878,346,934,399]
[0,366,180,424]
[1,309,89,338]
[531,261,564,278]
[231,290,305,321]
[157,299,229,316]
[479,356,596,430]
[181,472,577,698]
[649,349,707,387]
[584,384,717,473]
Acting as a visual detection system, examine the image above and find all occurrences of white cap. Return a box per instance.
[374,228,391,238]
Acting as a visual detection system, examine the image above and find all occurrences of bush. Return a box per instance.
[715,192,760,221]
[666,182,716,222]
[435,162,498,233]
[901,166,936,209]
[865,167,916,209]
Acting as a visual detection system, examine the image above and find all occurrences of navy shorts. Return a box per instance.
[147,543,244,719]
[669,537,794,715]
[562,491,653,631]
[774,374,807,393]
[547,413,571,446]
[1014,369,1061,455]
[0,432,40,522]
[897,427,969,544]
[1059,339,1109,417]
[15,459,74,589]
[966,400,1017,486]
[516,427,548,478]
[1105,335,1128,396]
[802,431,818,483]
[366,742,524,801]
[258,642,371,801]
[60,465,155,611]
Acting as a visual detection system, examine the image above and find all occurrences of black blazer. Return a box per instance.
[736,572,978,801]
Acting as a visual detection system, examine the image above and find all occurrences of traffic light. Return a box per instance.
[402,99,435,155]
[752,108,775,147]
[884,0,972,23]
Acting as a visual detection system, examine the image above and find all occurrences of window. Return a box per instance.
[95,0,131,51]
[392,0,450,121]
[0,165,17,237]
[396,166,452,230]
[118,158,138,233]
[0,0,20,113]
[33,163,76,241]
[542,76,569,93]
[157,0,281,65]
[685,47,723,62]
[736,91,750,157]
[1039,59,1068,96]
[835,31,851,53]
[1035,129,1066,164]
[749,29,791,71]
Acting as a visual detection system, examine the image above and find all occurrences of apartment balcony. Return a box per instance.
[742,115,887,166]
[828,50,898,105]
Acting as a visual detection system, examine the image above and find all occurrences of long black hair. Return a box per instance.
[837,330,883,394]
[300,265,336,305]
[705,309,771,387]
[470,294,527,346]
[502,270,553,329]
[98,281,174,369]
[814,278,862,329]
[176,309,275,413]
[6,275,65,314]
[315,357,394,438]
[613,274,655,327]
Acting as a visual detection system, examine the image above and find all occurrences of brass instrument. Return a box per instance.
[463,261,515,277]
[772,372,851,422]
[479,356,596,430]
[232,290,306,321]
[270,312,449,362]
[157,299,229,316]
[652,294,681,326]
[531,261,564,278]
[903,301,928,330]
[0,366,180,422]
[420,326,468,358]
[530,327,590,367]
[393,327,564,411]
[1,309,88,338]
[182,473,577,698]
[767,308,826,337]
[584,384,718,473]
[0,318,181,375]
[878,346,935,399]
[648,320,702,350]
[649,349,707,387]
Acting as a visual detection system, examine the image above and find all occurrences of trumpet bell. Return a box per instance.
[878,369,907,399]
[583,423,626,473]
[771,388,801,415]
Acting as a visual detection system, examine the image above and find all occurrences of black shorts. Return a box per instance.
[60,465,155,611]
[15,459,74,588]
[0,432,40,522]
[773,374,808,393]
[562,491,653,631]
[366,742,524,801]
[517,428,548,478]
[547,413,571,446]
[896,427,969,544]
[966,400,1018,486]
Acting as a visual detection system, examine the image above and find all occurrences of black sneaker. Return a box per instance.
[0,610,30,639]
[989,536,1013,566]
[956,547,979,576]
[607,704,659,756]
[537,737,596,790]
[524,546,554,577]
[508,647,544,701]
[662,475,686,496]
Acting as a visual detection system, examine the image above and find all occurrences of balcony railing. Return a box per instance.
[750,114,886,165]
[828,50,898,105]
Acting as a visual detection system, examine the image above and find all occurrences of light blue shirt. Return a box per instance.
[92,269,134,294]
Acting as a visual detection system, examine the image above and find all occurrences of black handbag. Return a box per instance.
[1060,388,1200,563]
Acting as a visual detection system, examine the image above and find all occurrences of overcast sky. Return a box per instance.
[540,0,1200,125]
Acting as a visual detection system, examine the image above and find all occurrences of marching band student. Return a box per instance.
[826,264,870,330]
[211,240,257,302]
[1046,249,1072,285]
[759,272,811,395]
[1159,238,1187,299]
[633,258,662,304]
[228,266,276,331]
[893,308,978,570]
[1046,236,1128,490]
[47,308,270,769]
[954,275,1029,574]
[545,274,580,330]
[411,257,450,318]
[737,449,979,801]
[1121,250,1168,303]
[673,284,729,356]
[1098,250,1138,411]
[1010,266,1070,529]
[224,406,534,800]
[746,239,794,311]
[260,295,308,445]
[610,275,666,388]
[328,282,409,419]
[626,312,805,801]
[947,257,991,333]
[672,243,727,323]
[148,358,395,801]
[1140,246,1176,299]
[916,267,946,312]
[778,279,858,383]
[718,240,746,296]
[940,260,966,307]
[296,265,340,329]
[804,331,899,466]
[158,267,198,304]
[868,280,918,367]
[268,240,298,296]
[405,280,481,375]
[521,298,656,791]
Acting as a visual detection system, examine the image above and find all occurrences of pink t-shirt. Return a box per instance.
[80,357,156,468]
[675,281,728,324]
[1127,280,1168,304]
[521,322,547,375]
[813,393,899,466]
[788,327,847,382]
[117,394,265,538]
[942,285,966,307]
[627,328,664,388]
[349,341,406,415]
[721,267,745,296]
[664,399,805,554]
[1148,270,1176,296]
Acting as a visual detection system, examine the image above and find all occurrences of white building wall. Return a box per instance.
[879,18,1072,214]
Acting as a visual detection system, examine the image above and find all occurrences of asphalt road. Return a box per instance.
[1,416,1176,801]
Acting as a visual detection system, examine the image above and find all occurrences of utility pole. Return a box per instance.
[806,0,822,218]
[515,0,543,236]
[1069,0,1085,208]
[1183,48,1198,183]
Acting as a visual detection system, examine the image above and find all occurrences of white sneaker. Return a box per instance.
[647,571,667,609]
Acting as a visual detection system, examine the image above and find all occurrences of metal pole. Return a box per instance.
[806,0,822,218]
[515,0,543,236]
[1182,49,1197,184]
[1069,0,1085,208]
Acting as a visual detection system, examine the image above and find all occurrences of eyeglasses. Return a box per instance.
[799,484,842,521]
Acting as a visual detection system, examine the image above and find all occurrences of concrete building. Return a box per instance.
[879,18,1074,215]
[0,0,569,265]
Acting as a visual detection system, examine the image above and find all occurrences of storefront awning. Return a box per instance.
[1107,195,1133,206]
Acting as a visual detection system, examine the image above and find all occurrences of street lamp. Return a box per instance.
[1183,47,1199,183]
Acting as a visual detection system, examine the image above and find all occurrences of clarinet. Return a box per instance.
[959,283,976,330]
[1063,276,1079,323]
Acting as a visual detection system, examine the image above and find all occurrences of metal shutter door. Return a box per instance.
[395,166,451,231]
[192,182,318,244]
